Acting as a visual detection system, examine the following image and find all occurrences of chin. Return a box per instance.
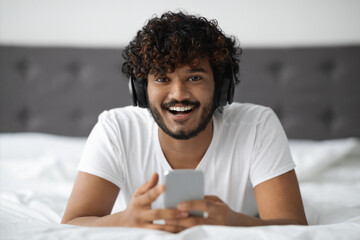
[149,102,215,141]
[163,124,207,140]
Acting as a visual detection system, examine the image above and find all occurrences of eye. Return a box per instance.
[155,77,168,83]
[188,76,203,81]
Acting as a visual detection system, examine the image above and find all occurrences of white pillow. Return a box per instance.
[289,138,360,181]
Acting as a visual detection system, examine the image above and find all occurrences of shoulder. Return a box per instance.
[216,102,276,125]
[96,106,152,130]
[99,106,151,122]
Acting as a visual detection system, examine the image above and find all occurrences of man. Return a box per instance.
[61,11,308,232]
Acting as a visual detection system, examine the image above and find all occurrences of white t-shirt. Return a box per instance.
[78,102,295,216]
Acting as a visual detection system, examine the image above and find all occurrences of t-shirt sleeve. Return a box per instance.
[78,111,124,188]
[250,108,296,187]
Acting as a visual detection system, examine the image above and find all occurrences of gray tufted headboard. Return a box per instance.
[1,45,359,139]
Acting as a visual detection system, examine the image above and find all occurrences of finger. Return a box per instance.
[142,208,189,222]
[145,223,184,233]
[166,216,210,228]
[178,199,221,219]
[204,195,224,203]
[134,173,159,197]
[137,184,165,206]
[177,199,209,212]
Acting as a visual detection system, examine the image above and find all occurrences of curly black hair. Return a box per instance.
[122,11,241,83]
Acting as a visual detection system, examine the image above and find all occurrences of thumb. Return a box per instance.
[134,173,159,197]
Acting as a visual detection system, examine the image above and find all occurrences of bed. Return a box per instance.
[1,45,360,239]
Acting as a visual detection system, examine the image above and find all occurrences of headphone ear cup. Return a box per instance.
[227,64,235,104]
[217,74,229,107]
[129,76,148,108]
[216,63,235,107]
[129,76,138,106]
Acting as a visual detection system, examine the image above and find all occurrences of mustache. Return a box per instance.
[161,100,200,109]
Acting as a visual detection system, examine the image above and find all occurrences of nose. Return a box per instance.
[168,80,191,100]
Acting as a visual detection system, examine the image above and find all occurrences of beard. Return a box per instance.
[149,99,215,140]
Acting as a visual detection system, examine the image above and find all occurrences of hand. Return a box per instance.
[165,195,242,228]
[119,173,189,233]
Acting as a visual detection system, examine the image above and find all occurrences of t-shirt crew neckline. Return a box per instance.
[153,116,219,171]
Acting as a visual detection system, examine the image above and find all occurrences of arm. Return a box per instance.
[61,171,120,226]
[62,172,188,232]
[253,169,308,225]
[165,170,307,227]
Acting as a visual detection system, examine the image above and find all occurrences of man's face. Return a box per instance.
[147,59,216,140]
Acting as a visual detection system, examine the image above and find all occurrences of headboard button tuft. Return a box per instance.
[70,110,84,123]
[15,59,37,79]
[68,61,83,78]
[321,108,333,129]
[267,61,283,78]
[319,60,335,76]
[17,108,30,126]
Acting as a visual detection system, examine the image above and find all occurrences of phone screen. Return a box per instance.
[164,170,204,216]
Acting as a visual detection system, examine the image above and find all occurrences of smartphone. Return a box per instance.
[164,170,204,217]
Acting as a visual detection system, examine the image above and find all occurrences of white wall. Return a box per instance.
[1,0,360,48]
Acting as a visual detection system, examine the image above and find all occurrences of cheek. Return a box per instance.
[147,86,167,107]
[198,84,215,103]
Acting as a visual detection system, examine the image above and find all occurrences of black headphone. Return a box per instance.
[128,63,235,108]
[128,76,148,108]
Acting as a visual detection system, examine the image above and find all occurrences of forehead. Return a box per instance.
[149,58,213,76]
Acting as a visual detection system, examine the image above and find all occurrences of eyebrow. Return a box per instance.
[186,68,208,74]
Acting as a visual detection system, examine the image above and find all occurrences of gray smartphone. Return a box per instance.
[164,170,204,217]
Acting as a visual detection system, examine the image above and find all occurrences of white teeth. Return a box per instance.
[168,106,193,112]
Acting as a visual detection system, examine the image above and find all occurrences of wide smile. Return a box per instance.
[168,105,194,114]
[165,105,197,121]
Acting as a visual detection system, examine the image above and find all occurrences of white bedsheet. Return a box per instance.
[1,133,360,240]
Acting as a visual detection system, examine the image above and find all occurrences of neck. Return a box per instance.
[158,120,214,169]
